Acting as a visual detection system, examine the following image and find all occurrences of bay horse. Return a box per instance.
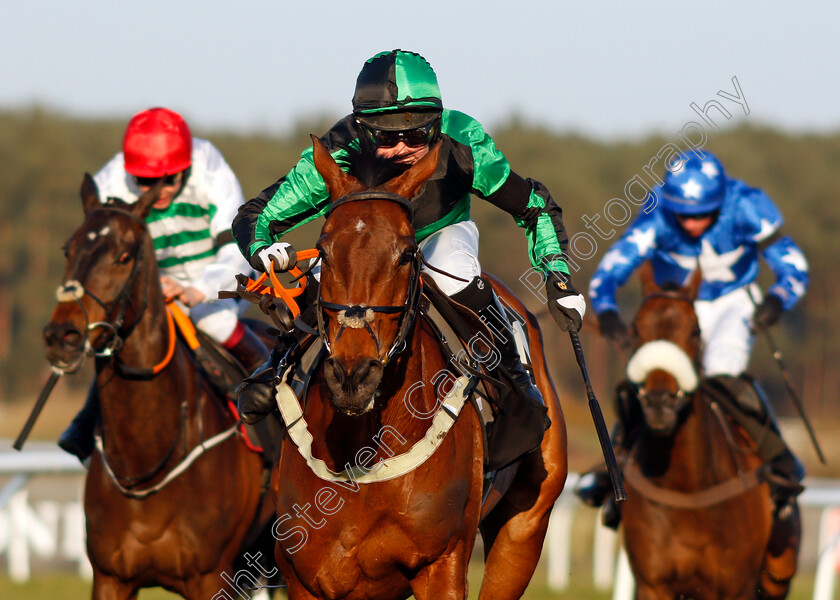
[619,263,800,600]
[267,136,567,600]
[42,176,274,599]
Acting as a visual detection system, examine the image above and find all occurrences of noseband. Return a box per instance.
[317,191,422,363]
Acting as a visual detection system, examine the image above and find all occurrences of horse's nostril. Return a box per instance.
[352,360,382,386]
[327,359,346,385]
[62,330,83,350]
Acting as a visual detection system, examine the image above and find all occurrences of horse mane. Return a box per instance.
[346,145,411,188]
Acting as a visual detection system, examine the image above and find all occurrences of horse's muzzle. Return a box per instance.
[43,321,85,369]
[324,357,384,416]
[641,389,685,436]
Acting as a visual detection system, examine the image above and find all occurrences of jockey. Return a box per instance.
[58,107,269,460]
[232,49,586,433]
[577,150,808,518]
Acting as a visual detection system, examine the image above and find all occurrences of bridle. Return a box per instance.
[632,288,702,405]
[316,191,423,363]
[54,206,165,376]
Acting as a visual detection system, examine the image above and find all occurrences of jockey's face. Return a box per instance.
[134,171,185,210]
[675,212,717,238]
[375,142,430,165]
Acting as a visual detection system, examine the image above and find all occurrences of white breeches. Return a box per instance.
[694,284,759,377]
[310,220,482,296]
[417,220,482,295]
[178,298,248,343]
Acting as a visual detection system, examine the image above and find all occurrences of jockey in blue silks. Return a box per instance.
[576,150,808,525]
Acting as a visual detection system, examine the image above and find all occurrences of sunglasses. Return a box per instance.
[363,120,439,148]
[134,172,182,188]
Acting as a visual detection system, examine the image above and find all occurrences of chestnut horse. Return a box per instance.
[43,176,273,599]
[619,264,800,600]
[267,137,567,600]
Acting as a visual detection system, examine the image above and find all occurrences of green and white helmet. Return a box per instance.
[353,49,443,131]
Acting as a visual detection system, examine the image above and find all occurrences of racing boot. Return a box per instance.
[58,383,98,461]
[235,336,291,425]
[451,276,548,468]
[706,374,806,514]
[224,322,270,375]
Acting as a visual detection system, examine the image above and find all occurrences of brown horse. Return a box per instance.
[42,176,274,599]
[266,137,567,600]
[619,263,800,600]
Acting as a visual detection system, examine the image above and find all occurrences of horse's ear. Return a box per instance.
[310,134,359,200]
[383,141,441,200]
[639,260,659,296]
[81,173,102,214]
[683,267,703,300]
[131,180,164,219]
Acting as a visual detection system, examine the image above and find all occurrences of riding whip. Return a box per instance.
[13,370,62,451]
[569,329,627,502]
[746,287,826,464]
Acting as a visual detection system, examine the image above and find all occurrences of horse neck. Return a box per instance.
[311,317,447,470]
[95,263,200,471]
[636,393,733,490]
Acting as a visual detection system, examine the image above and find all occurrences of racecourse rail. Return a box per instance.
[2,443,840,599]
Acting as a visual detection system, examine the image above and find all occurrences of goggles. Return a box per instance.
[134,172,182,188]
[362,119,439,148]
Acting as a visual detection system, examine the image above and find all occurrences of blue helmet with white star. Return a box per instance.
[661,152,727,215]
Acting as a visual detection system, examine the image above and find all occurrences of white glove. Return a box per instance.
[256,242,296,273]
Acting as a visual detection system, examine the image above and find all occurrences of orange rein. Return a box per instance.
[242,248,320,319]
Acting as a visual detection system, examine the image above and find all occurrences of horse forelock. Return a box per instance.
[346,146,411,188]
[627,340,699,392]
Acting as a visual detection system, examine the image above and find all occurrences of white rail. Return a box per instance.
[3,444,840,599]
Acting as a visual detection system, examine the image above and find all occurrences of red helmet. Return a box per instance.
[122,107,192,177]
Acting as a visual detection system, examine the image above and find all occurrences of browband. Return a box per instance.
[328,191,413,217]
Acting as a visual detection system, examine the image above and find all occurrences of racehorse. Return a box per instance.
[43,176,274,599]
[619,263,800,600]
[267,137,567,600]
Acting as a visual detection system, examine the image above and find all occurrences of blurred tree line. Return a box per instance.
[1,108,836,423]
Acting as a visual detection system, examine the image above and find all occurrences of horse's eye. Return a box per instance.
[400,249,416,265]
[117,252,132,264]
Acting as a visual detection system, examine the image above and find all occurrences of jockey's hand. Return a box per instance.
[597,310,632,350]
[178,286,205,307]
[253,242,297,273]
[161,277,205,307]
[161,276,185,302]
[546,273,586,332]
[754,294,784,329]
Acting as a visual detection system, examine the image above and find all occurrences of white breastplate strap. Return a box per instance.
[275,375,472,484]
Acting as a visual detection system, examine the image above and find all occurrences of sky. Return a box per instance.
[2,0,839,141]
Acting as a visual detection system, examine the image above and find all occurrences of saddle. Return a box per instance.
[167,305,280,463]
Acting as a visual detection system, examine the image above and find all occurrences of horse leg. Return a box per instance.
[756,503,801,599]
[633,582,674,600]
[477,429,564,600]
[282,568,319,600]
[90,571,138,600]
[409,540,471,600]
[476,497,550,600]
